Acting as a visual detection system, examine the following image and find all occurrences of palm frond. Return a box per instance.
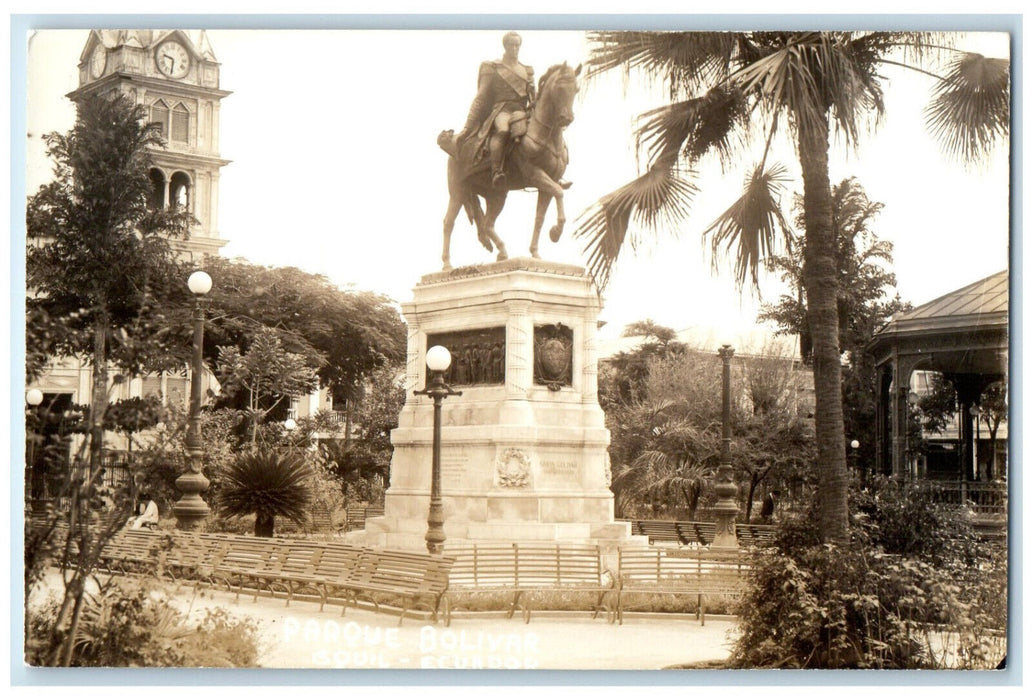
[635,85,750,166]
[573,164,698,289]
[219,449,314,525]
[703,163,793,291]
[731,35,826,140]
[585,31,737,90]
[925,52,1010,164]
[732,33,889,148]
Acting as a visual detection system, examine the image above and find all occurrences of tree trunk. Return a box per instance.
[89,315,109,473]
[254,512,275,538]
[798,119,850,544]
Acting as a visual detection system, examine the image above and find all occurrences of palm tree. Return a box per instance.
[609,398,719,518]
[575,31,1009,542]
[219,450,314,537]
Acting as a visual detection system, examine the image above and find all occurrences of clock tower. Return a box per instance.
[68,30,231,259]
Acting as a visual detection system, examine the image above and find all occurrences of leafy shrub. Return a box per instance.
[26,578,260,667]
[853,478,983,567]
[729,482,1006,669]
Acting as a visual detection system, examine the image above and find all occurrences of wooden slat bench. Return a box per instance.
[637,520,691,545]
[97,529,163,574]
[210,535,290,600]
[621,519,773,548]
[305,506,345,535]
[266,541,366,610]
[344,505,385,531]
[443,542,616,624]
[93,529,453,625]
[325,548,454,624]
[616,546,748,625]
[735,523,777,548]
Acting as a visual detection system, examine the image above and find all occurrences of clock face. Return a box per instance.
[90,45,106,79]
[156,41,190,79]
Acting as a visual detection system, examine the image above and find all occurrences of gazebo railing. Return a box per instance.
[910,480,1008,515]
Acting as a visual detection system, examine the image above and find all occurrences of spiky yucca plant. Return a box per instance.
[219,450,314,537]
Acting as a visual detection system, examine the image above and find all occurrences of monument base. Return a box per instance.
[350,514,637,551]
[355,259,645,550]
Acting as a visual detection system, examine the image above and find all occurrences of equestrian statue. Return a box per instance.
[438,31,580,270]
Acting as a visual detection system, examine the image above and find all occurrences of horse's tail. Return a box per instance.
[462,197,476,225]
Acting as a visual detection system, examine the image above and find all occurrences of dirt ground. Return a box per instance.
[29,571,740,671]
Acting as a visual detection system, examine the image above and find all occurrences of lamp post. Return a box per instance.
[711,345,740,549]
[26,389,44,510]
[414,345,462,554]
[174,270,212,530]
[850,439,862,486]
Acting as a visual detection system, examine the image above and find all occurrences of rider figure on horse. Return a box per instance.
[455,32,537,190]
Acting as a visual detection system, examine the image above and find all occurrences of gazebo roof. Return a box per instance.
[888,269,1007,331]
[869,269,1009,376]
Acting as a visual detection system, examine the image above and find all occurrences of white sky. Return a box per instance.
[23,27,1011,348]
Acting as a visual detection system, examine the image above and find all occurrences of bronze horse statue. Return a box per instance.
[438,62,581,270]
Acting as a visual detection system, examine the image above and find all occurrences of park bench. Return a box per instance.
[97,529,162,574]
[344,504,385,531]
[209,535,291,600]
[89,527,453,624]
[622,519,773,548]
[623,519,714,546]
[443,542,616,624]
[735,523,777,548]
[279,541,367,610]
[98,530,226,586]
[305,506,345,535]
[324,547,454,624]
[615,546,748,625]
[636,520,691,545]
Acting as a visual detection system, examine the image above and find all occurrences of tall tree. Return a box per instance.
[198,256,406,405]
[216,330,320,443]
[760,178,911,473]
[574,32,1008,542]
[600,320,687,407]
[27,91,194,474]
[26,91,195,666]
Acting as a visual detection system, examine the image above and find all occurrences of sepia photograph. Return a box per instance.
[16,15,1011,679]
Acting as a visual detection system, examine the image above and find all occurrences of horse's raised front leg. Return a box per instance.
[484,192,509,261]
[442,195,463,271]
[525,166,566,244]
[530,190,554,258]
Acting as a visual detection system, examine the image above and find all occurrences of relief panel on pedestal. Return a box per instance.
[426,327,506,386]
[534,323,574,390]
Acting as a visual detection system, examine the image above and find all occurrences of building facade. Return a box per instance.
[27,30,231,477]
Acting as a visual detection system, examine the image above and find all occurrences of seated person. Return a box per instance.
[128,494,159,530]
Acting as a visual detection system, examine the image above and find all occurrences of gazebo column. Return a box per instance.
[874,366,892,477]
[890,355,921,481]
[949,373,995,488]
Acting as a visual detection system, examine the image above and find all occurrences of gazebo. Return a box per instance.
[868,270,1008,486]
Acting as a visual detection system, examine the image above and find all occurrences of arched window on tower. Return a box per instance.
[150,100,169,139]
[169,172,191,211]
[171,103,189,144]
[148,169,166,210]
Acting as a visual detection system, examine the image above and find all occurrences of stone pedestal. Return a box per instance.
[357,258,637,549]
